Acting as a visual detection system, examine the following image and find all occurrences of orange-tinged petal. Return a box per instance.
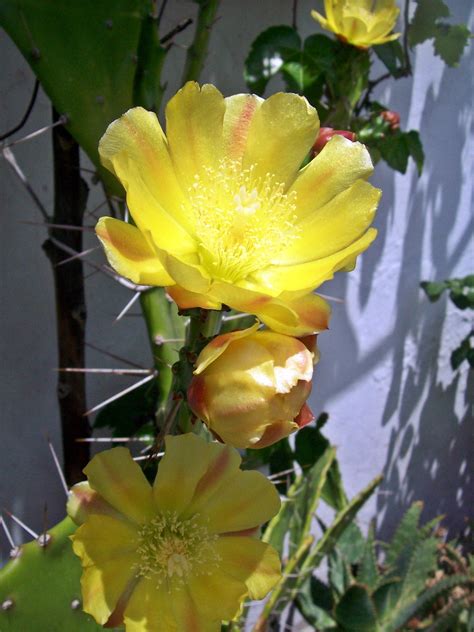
[289,136,374,221]
[124,579,177,632]
[166,82,225,191]
[199,470,280,534]
[166,285,221,310]
[153,434,211,515]
[71,515,138,567]
[255,229,378,294]
[254,331,313,391]
[215,537,281,599]
[84,447,154,524]
[243,92,319,188]
[188,570,247,621]
[275,179,381,265]
[251,419,299,449]
[98,107,195,238]
[193,321,260,374]
[79,553,139,625]
[223,93,263,163]
[171,587,221,632]
[159,249,212,295]
[96,217,175,286]
[67,481,123,526]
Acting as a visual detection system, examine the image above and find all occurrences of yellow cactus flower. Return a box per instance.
[96,81,380,336]
[188,322,315,449]
[312,0,401,48]
[67,434,281,631]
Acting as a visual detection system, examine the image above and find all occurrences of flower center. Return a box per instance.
[135,512,219,588]
[187,159,299,283]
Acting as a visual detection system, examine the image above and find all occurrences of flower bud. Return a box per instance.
[188,323,315,449]
[312,127,356,156]
[380,110,400,130]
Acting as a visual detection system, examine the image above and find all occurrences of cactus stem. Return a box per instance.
[47,438,69,496]
[3,510,39,539]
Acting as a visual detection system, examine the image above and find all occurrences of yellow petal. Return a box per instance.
[166,285,221,310]
[223,93,263,163]
[311,10,331,32]
[124,579,177,632]
[193,321,260,374]
[170,587,221,632]
[289,136,374,221]
[198,470,280,534]
[166,82,225,191]
[84,447,154,524]
[71,515,138,567]
[159,249,212,294]
[251,419,300,449]
[79,554,138,625]
[96,217,175,286]
[242,92,319,188]
[98,107,195,239]
[254,229,378,294]
[67,481,122,526]
[215,537,281,599]
[275,179,381,265]
[188,570,247,621]
[153,434,212,515]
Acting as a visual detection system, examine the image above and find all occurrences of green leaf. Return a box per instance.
[449,288,474,310]
[420,281,448,302]
[296,577,336,628]
[409,0,450,46]
[423,598,470,632]
[244,25,301,94]
[334,584,379,631]
[406,130,424,175]
[94,379,158,436]
[434,23,471,67]
[372,579,402,621]
[373,40,405,76]
[358,523,380,589]
[451,334,474,371]
[385,501,423,569]
[399,537,439,605]
[329,548,353,596]
[0,0,152,192]
[337,522,366,566]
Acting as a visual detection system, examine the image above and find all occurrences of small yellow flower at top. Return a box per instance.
[95,81,381,337]
[312,0,401,49]
[67,433,281,632]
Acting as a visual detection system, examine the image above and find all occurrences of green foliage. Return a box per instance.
[294,503,474,632]
[0,518,112,631]
[409,0,471,67]
[0,0,163,191]
[421,275,474,371]
[373,41,406,76]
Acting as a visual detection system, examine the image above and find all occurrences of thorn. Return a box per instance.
[71,599,81,610]
[1,599,14,611]
[116,291,141,322]
[1,116,67,149]
[84,373,156,416]
[3,509,39,539]
[85,341,146,370]
[0,516,16,549]
[19,220,95,231]
[222,312,251,322]
[76,436,152,443]
[56,367,152,376]
[55,246,99,267]
[2,146,50,221]
[47,438,68,496]
[133,452,164,461]
[318,292,344,304]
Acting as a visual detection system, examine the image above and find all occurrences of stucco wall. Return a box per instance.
[1,0,472,555]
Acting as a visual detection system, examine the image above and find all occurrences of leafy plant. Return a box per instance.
[421,275,474,370]
[296,502,474,631]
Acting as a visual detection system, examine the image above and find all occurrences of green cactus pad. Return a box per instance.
[0,517,108,631]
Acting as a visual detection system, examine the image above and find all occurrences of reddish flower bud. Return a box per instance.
[381,110,400,130]
[312,127,357,156]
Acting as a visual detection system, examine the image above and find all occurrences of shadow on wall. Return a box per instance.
[316,29,473,538]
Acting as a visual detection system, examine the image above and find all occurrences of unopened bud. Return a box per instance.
[381,110,400,130]
[312,127,357,156]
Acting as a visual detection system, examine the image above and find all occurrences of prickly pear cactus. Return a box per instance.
[0,517,110,631]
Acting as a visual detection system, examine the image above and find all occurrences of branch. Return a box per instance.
[181,0,221,84]
[0,79,39,141]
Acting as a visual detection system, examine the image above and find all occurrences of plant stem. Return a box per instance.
[43,108,90,485]
[181,0,221,84]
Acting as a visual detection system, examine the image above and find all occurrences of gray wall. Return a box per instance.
[1,0,472,554]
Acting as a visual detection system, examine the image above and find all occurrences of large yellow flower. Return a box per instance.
[312,0,400,48]
[96,82,380,336]
[68,434,281,631]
